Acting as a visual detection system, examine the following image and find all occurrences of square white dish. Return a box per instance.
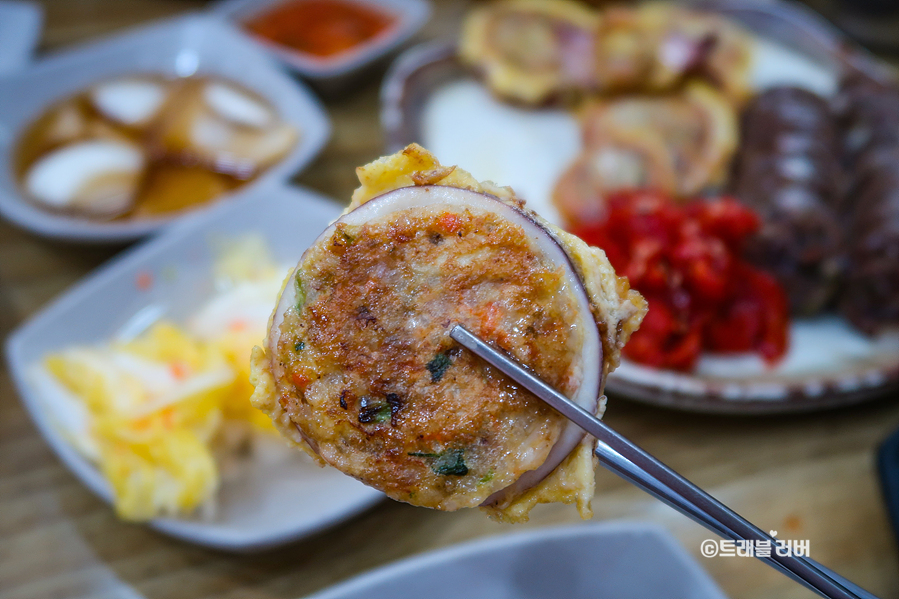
[212,0,430,91]
[0,13,331,243]
[304,522,728,599]
[5,181,384,552]
[0,1,43,75]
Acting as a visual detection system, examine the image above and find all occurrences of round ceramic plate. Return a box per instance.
[380,0,899,414]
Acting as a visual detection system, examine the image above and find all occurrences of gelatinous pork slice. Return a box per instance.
[23,139,145,218]
[151,78,298,180]
[90,77,172,128]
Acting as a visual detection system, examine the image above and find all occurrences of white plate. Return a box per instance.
[0,13,330,243]
[0,1,42,75]
[5,181,384,551]
[212,0,430,86]
[304,522,727,599]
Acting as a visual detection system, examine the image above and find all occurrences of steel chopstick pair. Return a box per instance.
[450,325,879,599]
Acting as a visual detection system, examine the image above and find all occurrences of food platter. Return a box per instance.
[5,182,384,550]
[381,0,899,414]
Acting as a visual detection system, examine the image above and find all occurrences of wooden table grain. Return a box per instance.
[2,2,898,598]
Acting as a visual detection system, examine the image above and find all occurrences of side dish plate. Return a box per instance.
[303,522,727,599]
[380,0,899,414]
[212,0,431,90]
[0,14,330,243]
[5,182,383,551]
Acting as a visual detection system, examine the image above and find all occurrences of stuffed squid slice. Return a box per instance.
[552,82,737,225]
[250,144,645,522]
[593,3,752,100]
[459,0,600,105]
[552,127,678,226]
[459,0,753,105]
[580,82,737,195]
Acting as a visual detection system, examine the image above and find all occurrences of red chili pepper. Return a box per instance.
[571,190,789,371]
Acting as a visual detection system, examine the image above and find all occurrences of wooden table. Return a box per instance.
[2,2,898,598]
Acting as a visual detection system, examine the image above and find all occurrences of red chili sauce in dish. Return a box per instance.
[571,190,789,371]
[245,0,397,59]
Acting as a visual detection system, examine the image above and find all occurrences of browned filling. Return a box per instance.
[274,206,585,509]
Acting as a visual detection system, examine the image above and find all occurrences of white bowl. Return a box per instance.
[211,0,431,91]
[0,13,330,243]
[0,1,42,75]
[305,522,727,599]
[5,181,384,551]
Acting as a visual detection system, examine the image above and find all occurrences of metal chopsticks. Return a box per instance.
[450,324,878,599]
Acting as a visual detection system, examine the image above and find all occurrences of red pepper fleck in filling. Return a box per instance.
[291,372,312,393]
[571,190,789,371]
[437,211,462,234]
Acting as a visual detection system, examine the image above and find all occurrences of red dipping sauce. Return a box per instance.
[245,0,397,59]
[571,191,790,371]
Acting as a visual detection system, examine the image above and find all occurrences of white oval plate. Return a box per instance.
[303,522,726,599]
[5,181,384,551]
[0,14,330,243]
[380,1,899,413]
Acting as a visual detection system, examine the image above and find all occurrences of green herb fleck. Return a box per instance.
[294,341,305,352]
[358,398,391,424]
[426,352,453,383]
[294,270,306,311]
[479,471,494,484]
[409,448,468,476]
[434,449,468,476]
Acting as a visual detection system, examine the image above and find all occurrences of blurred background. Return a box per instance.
[2,1,899,599]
